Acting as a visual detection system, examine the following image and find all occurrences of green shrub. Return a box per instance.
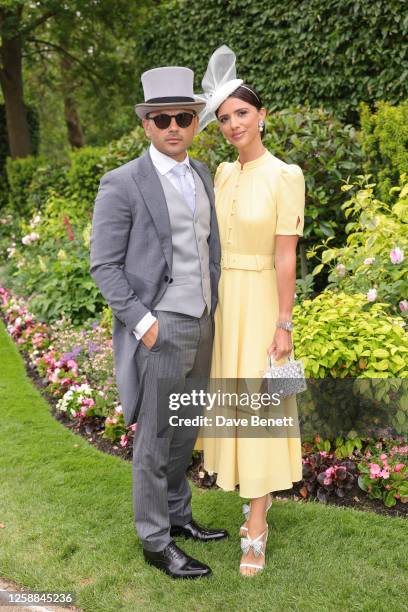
[312,177,408,314]
[6,155,47,216]
[293,291,408,379]
[294,291,408,437]
[360,101,408,202]
[99,127,148,173]
[10,236,105,325]
[67,146,108,205]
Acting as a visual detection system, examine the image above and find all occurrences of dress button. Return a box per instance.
[164,275,169,282]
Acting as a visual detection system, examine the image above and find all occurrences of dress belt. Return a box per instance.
[221,252,275,271]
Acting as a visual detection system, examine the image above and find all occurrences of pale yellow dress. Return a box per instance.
[203,150,305,499]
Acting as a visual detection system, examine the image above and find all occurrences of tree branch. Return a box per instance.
[26,38,102,84]
[19,10,58,37]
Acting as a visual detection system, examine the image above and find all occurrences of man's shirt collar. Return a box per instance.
[149,143,191,176]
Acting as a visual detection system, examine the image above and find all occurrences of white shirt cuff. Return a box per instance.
[133,312,157,340]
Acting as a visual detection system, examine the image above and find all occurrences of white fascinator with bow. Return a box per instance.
[197,45,243,131]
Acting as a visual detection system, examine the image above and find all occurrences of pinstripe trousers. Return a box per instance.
[132,309,213,552]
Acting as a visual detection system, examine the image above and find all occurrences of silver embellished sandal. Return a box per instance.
[240,494,272,536]
[240,526,269,576]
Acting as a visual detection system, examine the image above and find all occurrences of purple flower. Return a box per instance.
[390,247,404,264]
[87,341,99,354]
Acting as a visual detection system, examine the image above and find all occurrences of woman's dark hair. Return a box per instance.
[216,83,266,138]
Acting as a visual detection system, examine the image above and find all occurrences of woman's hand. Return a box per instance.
[267,328,292,362]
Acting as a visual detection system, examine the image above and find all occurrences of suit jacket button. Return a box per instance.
[169,278,174,284]
[164,275,169,282]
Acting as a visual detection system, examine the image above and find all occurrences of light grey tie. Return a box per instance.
[171,163,196,213]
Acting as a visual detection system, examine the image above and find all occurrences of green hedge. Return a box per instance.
[137,0,408,124]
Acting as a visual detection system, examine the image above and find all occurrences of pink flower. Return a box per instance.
[400,300,408,313]
[367,288,377,302]
[325,467,335,478]
[80,405,88,416]
[82,398,95,407]
[120,434,129,447]
[364,257,375,265]
[369,463,381,478]
[394,463,405,472]
[71,410,78,418]
[379,470,390,479]
[336,264,346,277]
[66,359,78,370]
[114,405,123,415]
[380,453,387,461]
[323,477,332,486]
[129,423,137,432]
[105,416,118,426]
[390,247,404,264]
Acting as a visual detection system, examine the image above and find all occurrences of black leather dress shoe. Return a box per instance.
[143,541,212,579]
[170,518,229,542]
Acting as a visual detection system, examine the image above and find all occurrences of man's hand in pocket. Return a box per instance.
[141,320,159,350]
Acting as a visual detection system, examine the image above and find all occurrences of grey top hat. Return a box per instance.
[135,66,206,119]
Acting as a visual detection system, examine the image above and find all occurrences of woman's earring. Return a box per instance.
[258,120,265,132]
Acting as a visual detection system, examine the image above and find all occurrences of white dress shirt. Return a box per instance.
[133,143,195,340]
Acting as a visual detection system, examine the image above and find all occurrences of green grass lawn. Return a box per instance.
[0,319,407,612]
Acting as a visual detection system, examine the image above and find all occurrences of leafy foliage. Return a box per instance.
[313,177,408,313]
[302,452,357,503]
[360,101,408,202]
[138,0,408,124]
[293,291,408,378]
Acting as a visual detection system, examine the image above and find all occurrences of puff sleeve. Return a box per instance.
[275,164,305,236]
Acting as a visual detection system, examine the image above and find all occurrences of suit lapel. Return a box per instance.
[131,151,172,270]
[190,159,215,210]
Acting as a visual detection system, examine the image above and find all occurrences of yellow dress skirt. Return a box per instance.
[201,150,305,499]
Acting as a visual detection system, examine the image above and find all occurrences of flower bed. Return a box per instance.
[0,286,134,449]
[1,285,407,514]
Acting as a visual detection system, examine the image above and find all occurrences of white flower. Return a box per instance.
[364,257,375,265]
[336,264,346,277]
[367,288,377,302]
[22,235,31,245]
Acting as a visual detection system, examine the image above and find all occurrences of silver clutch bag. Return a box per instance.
[263,356,307,399]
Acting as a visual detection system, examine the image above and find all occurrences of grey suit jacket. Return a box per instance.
[90,150,221,425]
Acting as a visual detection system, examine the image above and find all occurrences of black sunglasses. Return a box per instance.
[146,111,196,130]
